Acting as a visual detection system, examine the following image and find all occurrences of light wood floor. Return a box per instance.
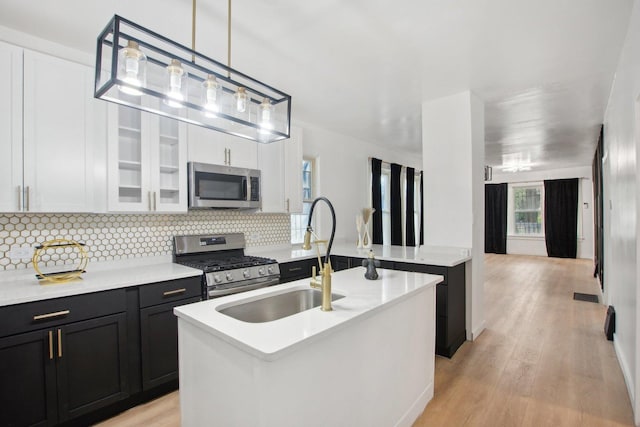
[97,254,634,427]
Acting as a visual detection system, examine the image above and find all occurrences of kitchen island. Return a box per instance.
[174,266,441,427]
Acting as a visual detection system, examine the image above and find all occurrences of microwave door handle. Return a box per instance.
[243,177,248,200]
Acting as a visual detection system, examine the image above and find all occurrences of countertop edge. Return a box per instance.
[174,270,442,361]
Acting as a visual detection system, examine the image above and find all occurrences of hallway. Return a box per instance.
[414,254,634,426]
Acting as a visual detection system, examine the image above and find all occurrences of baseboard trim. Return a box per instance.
[395,381,434,427]
[613,336,635,420]
[470,320,486,341]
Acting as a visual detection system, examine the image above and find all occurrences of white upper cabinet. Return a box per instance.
[0,42,23,212]
[107,100,187,212]
[0,42,104,213]
[258,126,303,213]
[187,124,258,169]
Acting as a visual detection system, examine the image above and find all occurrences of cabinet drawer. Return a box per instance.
[0,289,126,338]
[279,258,320,283]
[138,277,202,308]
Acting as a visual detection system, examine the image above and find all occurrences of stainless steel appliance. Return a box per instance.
[173,233,279,299]
[188,162,261,209]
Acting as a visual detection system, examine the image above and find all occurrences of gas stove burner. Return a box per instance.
[173,233,280,299]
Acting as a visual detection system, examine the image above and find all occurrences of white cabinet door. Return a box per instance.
[153,106,187,212]
[22,50,96,212]
[187,124,258,169]
[258,126,303,213]
[284,126,303,213]
[0,42,23,212]
[258,140,285,212]
[108,101,187,212]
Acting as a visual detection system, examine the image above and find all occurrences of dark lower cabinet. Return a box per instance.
[0,329,57,427]
[139,296,200,390]
[0,312,129,427]
[327,256,467,358]
[279,258,320,283]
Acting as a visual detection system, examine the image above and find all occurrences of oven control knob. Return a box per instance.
[267,266,274,274]
[213,274,223,284]
[226,272,233,281]
[243,269,251,278]
[258,267,265,276]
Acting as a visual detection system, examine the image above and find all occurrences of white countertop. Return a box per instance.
[174,267,442,361]
[0,255,202,307]
[247,242,471,267]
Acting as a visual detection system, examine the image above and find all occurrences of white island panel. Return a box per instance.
[176,268,439,427]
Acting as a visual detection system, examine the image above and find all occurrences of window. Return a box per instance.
[510,184,543,235]
[377,164,421,246]
[291,158,315,244]
[380,166,391,245]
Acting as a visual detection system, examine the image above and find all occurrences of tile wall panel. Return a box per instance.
[0,211,290,270]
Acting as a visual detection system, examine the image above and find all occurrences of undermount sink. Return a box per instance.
[218,289,345,323]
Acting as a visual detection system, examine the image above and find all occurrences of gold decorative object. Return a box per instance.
[32,239,88,284]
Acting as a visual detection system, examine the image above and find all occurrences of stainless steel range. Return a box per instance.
[173,233,280,299]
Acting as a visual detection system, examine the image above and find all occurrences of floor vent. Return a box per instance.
[573,292,599,303]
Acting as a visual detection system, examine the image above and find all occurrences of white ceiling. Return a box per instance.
[0,0,633,171]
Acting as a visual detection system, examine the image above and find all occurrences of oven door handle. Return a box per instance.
[207,278,279,298]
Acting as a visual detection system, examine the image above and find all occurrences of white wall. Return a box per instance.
[421,91,486,340]
[295,119,421,246]
[491,166,595,259]
[601,0,640,422]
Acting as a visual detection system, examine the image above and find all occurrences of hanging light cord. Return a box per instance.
[192,0,197,62]
[227,0,232,77]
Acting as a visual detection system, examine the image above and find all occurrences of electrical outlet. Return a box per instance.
[8,245,34,260]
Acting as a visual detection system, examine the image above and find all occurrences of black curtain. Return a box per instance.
[484,183,507,254]
[390,163,403,245]
[544,178,579,258]
[592,126,604,289]
[420,172,424,245]
[405,167,416,246]
[371,158,383,245]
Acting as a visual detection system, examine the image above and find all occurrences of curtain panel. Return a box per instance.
[390,163,403,245]
[484,183,508,254]
[405,167,416,246]
[371,158,383,245]
[544,178,579,258]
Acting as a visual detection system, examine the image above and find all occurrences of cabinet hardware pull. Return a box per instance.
[228,148,231,165]
[17,186,21,211]
[25,186,30,211]
[33,310,70,321]
[57,329,62,358]
[153,191,157,211]
[288,267,302,272]
[148,191,152,211]
[286,198,290,212]
[48,330,54,360]
[163,288,187,296]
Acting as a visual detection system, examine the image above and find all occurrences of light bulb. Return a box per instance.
[163,59,187,109]
[117,40,146,96]
[258,97,274,134]
[202,75,221,117]
[235,87,247,113]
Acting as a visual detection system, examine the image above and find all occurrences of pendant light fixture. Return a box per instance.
[94,0,291,143]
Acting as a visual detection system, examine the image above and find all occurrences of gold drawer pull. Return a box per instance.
[48,330,54,360]
[163,288,187,296]
[33,310,70,321]
[288,267,302,272]
[57,329,62,358]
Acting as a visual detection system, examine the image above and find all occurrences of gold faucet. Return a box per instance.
[310,262,333,311]
[301,196,337,313]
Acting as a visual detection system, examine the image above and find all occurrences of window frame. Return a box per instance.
[291,157,316,245]
[508,182,545,237]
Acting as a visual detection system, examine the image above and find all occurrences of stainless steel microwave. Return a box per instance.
[188,162,261,209]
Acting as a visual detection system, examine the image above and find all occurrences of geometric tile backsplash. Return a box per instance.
[0,211,290,270]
